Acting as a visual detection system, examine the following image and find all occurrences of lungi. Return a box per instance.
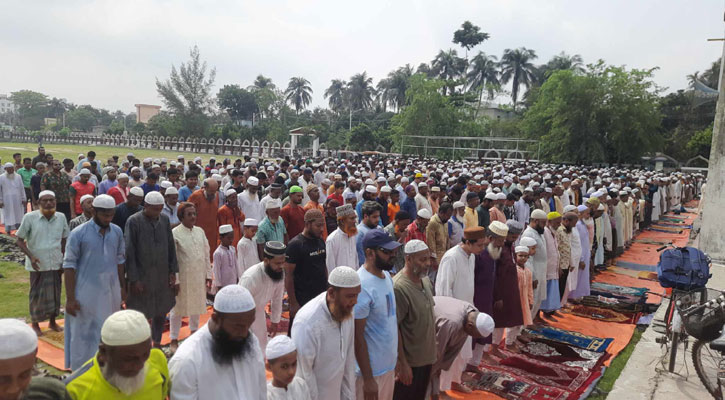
[29,270,62,323]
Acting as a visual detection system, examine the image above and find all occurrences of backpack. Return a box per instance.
[657,246,711,289]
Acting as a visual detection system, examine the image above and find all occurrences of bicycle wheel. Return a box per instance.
[669,331,679,372]
[692,339,723,400]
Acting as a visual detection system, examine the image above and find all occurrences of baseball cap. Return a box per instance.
[362,229,402,251]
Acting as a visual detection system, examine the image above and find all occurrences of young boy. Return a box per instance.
[236,218,260,277]
[512,245,534,349]
[213,224,238,292]
[266,335,311,400]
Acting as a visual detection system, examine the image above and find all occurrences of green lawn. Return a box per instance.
[0,254,65,320]
[588,328,644,399]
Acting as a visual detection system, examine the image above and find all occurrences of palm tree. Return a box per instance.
[346,72,376,111]
[432,49,466,95]
[687,71,701,88]
[499,47,538,110]
[467,52,499,117]
[377,65,413,112]
[324,79,347,113]
[284,77,313,114]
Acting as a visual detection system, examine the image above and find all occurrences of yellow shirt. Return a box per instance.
[66,348,170,400]
[463,207,479,229]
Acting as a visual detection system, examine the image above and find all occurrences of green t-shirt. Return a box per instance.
[393,272,437,367]
[17,167,36,188]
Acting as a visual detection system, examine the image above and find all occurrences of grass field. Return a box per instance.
[0,253,66,320]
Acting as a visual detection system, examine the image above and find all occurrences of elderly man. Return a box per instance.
[188,178,219,260]
[63,195,126,371]
[292,266,361,400]
[161,186,180,228]
[69,194,94,231]
[240,241,286,353]
[520,209,548,317]
[106,173,130,206]
[255,198,288,257]
[69,169,96,220]
[393,239,436,399]
[238,176,264,222]
[125,191,178,348]
[491,220,524,355]
[65,310,170,399]
[354,230,402,400]
[541,212,562,319]
[170,285,266,399]
[16,190,69,336]
[0,162,27,231]
[448,201,466,246]
[326,204,359,272]
[431,297,494,400]
[218,188,245,247]
[427,202,453,269]
[435,226,486,394]
[414,183,432,216]
[111,186,144,233]
[355,201,383,265]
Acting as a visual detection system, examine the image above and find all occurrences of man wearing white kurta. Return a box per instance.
[434,226,486,394]
[237,218,261,277]
[292,266,360,400]
[325,204,359,272]
[169,285,266,400]
[520,209,548,316]
[237,177,264,222]
[0,163,27,230]
[239,241,285,354]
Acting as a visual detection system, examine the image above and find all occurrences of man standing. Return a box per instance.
[169,285,267,399]
[111,186,143,233]
[106,173,130,206]
[557,212,577,301]
[97,168,118,195]
[240,241,286,353]
[255,199,288,257]
[463,192,479,229]
[326,204,359,272]
[238,176,264,222]
[217,188,245,247]
[41,159,73,222]
[393,240,436,399]
[68,194,93,231]
[541,212,562,319]
[63,194,125,370]
[355,201,383,265]
[178,171,199,202]
[292,266,361,400]
[125,191,178,348]
[69,169,96,220]
[491,220,524,354]
[188,178,219,260]
[520,209,548,317]
[415,183,432,216]
[448,201,466,246]
[161,186,180,228]
[16,190,69,336]
[426,202,453,270]
[354,230,402,400]
[400,185,417,219]
[281,186,306,240]
[17,157,36,211]
[0,162,27,231]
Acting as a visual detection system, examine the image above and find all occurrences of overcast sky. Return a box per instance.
[1,0,723,114]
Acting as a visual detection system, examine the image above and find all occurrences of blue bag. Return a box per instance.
[657,247,711,289]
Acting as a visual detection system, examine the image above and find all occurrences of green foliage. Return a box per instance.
[65,107,96,132]
[500,48,538,109]
[346,72,376,111]
[147,112,180,137]
[686,124,712,157]
[10,90,48,130]
[349,123,372,151]
[391,74,460,139]
[432,49,466,96]
[453,21,489,52]
[217,85,258,121]
[106,119,125,135]
[285,77,313,114]
[324,79,347,113]
[58,127,71,137]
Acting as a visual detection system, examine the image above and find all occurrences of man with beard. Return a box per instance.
[125,191,178,348]
[68,194,93,231]
[65,310,170,399]
[556,212,578,302]
[541,212,562,320]
[16,190,69,337]
[255,199,288,258]
[40,159,73,222]
[161,186,180,228]
[63,195,126,370]
[463,192,479,230]
[281,186,306,240]
[393,240,436,399]
[434,226,486,395]
[326,204,359,272]
[260,183,283,212]
[69,169,96,221]
[469,221,508,369]
[569,205,592,300]
[520,209,548,318]
[353,230,402,400]
[292,266,361,400]
[448,201,466,246]
[111,186,144,234]
[106,173,130,206]
[491,220,524,355]
[355,201,383,265]
[238,176,264,222]
[217,188,245,247]
[240,241,286,353]
[0,162,27,231]
[489,193,507,223]
[170,285,265,399]
[188,178,219,260]
[514,187,532,225]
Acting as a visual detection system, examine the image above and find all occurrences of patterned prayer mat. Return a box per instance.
[525,326,613,353]
[591,282,649,297]
[521,338,609,371]
[564,305,639,324]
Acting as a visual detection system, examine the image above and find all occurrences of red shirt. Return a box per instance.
[107,185,129,205]
[281,204,306,240]
[404,220,427,243]
[70,181,96,214]
[328,193,344,206]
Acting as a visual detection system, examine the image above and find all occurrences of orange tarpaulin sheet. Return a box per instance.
[547,313,636,367]
[594,272,665,304]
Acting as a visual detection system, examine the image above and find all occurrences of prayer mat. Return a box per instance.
[524,326,613,352]
[522,338,609,371]
[564,305,639,324]
[637,271,658,281]
[648,226,683,234]
[491,350,601,392]
[468,370,573,400]
[614,260,657,272]
[591,282,649,297]
[590,290,643,304]
[606,266,643,278]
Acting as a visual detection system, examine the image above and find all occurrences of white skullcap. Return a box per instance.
[130,167,141,172]
[101,310,151,346]
[38,190,56,199]
[598,204,605,211]
[563,205,577,213]
[160,181,172,189]
[453,201,465,209]
[225,188,237,197]
[0,318,37,359]
[431,186,441,192]
[328,266,361,288]
[520,236,537,247]
[485,192,497,200]
[118,173,129,180]
[212,174,222,181]
[79,168,91,175]
[129,186,144,197]
[515,245,530,254]
[266,198,282,209]
[177,155,184,159]
[488,221,509,237]
[266,335,297,360]
[577,204,589,213]
[476,313,495,337]
[145,191,164,205]
[418,182,428,188]
[531,209,548,220]
[417,208,432,219]
[219,224,233,235]
[247,176,259,186]
[214,285,255,313]
[404,239,429,254]
[243,218,259,226]
[380,186,392,193]
[496,192,506,200]
[3,162,13,169]
[165,186,178,195]
[365,185,377,194]
[79,194,94,204]
[91,194,115,209]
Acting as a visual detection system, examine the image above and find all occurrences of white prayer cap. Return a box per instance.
[418,182,428,188]
[92,194,115,209]
[266,335,297,360]
[577,204,589,213]
[488,221,509,237]
[160,180,172,189]
[214,285,255,313]
[496,192,506,200]
[38,190,56,200]
[130,167,141,172]
[79,168,91,175]
[127,152,134,157]
[129,186,144,197]
[145,191,164,206]
[3,162,12,169]
[380,186,392,193]
[177,155,184,159]
[476,313,495,337]
[101,310,151,346]
[225,188,237,197]
[0,318,37,359]
[165,187,178,196]
[531,209,548,220]
[247,176,259,186]
[561,178,571,183]
[598,204,605,211]
[211,174,222,182]
[563,205,577,213]
[417,208,432,219]
[431,186,441,192]
[404,239,429,254]
[266,198,282,210]
[328,266,361,288]
[243,218,259,226]
[79,194,94,204]
[520,237,537,247]
[545,187,553,193]
[515,245,530,254]
[453,201,465,209]
[485,192,497,201]
[118,173,129,180]
[365,185,377,194]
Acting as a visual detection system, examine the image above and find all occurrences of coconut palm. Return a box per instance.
[324,79,347,113]
[251,75,275,91]
[467,52,499,117]
[346,72,376,111]
[377,65,413,112]
[687,71,701,88]
[499,47,538,110]
[432,49,466,95]
[284,77,313,114]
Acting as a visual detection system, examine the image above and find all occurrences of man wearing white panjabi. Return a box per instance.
[169,285,266,400]
[0,162,27,231]
[520,209,548,317]
[239,241,285,354]
[237,218,261,276]
[292,266,361,400]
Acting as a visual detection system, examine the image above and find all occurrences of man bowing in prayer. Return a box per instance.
[292,266,361,400]
[0,162,27,232]
[125,191,178,348]
[169,285,267,400]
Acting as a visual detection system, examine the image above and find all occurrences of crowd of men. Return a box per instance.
[0,146,705,400]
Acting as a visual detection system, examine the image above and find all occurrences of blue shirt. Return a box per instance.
[355,223,378,265]
[98,179,118,195]
[255,217,287,244]
[140,183,160,195]
[178,185,199,202]
[353,268,397,377]
[400,197,417,220]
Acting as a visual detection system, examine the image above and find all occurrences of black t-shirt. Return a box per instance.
[285,233,327,306]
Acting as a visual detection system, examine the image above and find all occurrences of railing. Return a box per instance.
[400,135,541,161]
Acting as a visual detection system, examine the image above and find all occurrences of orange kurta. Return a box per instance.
[387,202,400,226]
[303,201,327,240]
[489,207,506,223]
[517,264,534,326]
[217,205,245,247]
[188,189,219,260]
